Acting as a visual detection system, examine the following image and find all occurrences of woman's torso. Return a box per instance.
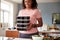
[18,9,38,34]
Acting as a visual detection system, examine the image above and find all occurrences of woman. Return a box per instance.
[17,0,43,38]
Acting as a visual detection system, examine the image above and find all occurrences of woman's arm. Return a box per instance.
[34,9,43,27]
[33,17,43,27]
[27,17,43,30]
[27,9,43,30]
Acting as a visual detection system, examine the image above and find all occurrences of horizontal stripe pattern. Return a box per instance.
[17,16,30,31]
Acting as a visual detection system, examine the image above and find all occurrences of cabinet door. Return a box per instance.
[12,31,19,38]
[6,31,12,37]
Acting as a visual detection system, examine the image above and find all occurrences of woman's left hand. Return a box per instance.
[27,23,37,30]
[27,23,34,30]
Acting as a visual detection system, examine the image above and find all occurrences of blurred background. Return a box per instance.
[0,0,60,36]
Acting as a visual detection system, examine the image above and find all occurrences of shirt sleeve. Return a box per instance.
[34,9,42,19]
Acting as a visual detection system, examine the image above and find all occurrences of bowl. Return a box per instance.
[32,35,43,40]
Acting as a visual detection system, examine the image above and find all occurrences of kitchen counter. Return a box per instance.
[0,36,31,40]
[39,30,60,34]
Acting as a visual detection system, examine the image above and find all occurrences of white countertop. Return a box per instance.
[0,37,31,40]
[13,38,31,40]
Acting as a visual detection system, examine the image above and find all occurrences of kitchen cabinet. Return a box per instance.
[6,30,19,38]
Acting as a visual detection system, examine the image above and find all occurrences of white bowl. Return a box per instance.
[32,36,43,40]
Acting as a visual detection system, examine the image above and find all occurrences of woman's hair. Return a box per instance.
[22,0,38,9]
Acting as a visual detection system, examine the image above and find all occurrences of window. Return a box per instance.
[1,2,10,11]
[0,10,9,23]
[0,1,13,27]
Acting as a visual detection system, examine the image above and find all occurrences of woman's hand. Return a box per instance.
[27,23,32,30]
[27,23,37,30]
